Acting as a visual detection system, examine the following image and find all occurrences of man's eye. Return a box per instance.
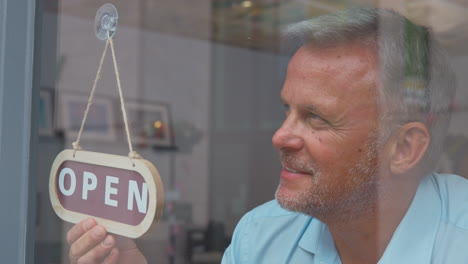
[283,104,290,112]
[307,112,321,119]
[306,112,328,126]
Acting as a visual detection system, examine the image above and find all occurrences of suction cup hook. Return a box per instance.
[95,3,119,40]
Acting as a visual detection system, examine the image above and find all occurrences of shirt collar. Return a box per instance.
[378,174,441,263]
[299,216,338,262]
[297,174,441,263]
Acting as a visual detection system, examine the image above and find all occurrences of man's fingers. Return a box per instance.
[69,225,107,263]
[67,218,97,245]
[102,248,120,264]
[73,235,117,264]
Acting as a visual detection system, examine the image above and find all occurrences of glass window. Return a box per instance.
[2,0,468,263]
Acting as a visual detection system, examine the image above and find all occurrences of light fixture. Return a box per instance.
[241,0,253,8]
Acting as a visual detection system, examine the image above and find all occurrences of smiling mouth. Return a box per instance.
[284,166,300,173]
[284,166,309,174]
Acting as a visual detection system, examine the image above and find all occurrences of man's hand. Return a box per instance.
[67,218,147,264]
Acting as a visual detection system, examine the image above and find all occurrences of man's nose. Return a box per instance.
[272,120,304,151]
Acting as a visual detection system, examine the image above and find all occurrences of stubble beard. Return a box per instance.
[275,135,381,223]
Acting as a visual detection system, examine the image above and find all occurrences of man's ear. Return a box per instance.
[388,122,430,175]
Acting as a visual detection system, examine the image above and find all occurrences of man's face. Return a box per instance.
[273,43,383,220]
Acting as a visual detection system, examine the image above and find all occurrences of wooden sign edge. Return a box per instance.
[140,159,165,237]
[49,149,165,238]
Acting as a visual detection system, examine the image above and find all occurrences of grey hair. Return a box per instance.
[281,7,456,170]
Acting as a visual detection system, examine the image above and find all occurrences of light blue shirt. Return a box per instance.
[222,173,468,264]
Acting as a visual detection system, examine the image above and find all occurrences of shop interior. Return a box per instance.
[34,0,468,263]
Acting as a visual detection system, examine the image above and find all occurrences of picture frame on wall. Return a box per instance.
[60,93,116,141]
[39,88,55,137]
[125,101,173,147]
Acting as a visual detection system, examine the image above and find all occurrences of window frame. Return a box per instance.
[0,0,40,262]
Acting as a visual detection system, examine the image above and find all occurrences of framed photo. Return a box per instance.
[125,101,173,147]
[39,89,54,136]
[60,93,116,141]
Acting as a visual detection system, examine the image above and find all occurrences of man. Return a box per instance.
[222,7,468,264]
[67,7,468,264]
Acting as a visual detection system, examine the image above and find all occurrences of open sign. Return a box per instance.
[49,150,164,238]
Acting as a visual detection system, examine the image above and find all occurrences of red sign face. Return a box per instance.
[56,161,149,226]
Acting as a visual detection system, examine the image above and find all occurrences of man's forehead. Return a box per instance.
[284,42,380,97]
[289,42,378,70]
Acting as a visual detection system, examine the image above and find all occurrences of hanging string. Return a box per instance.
[72,31,140,163]
[108,34,139,161]
[72,39,110,157]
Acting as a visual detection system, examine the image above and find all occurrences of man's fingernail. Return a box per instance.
[109,248,117,256]
[93,227,105,238]
[102,235,112,247]
[84,219,93,231]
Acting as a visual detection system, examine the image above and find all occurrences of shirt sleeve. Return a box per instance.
[221,212,252,264]
[221,243,235,264]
